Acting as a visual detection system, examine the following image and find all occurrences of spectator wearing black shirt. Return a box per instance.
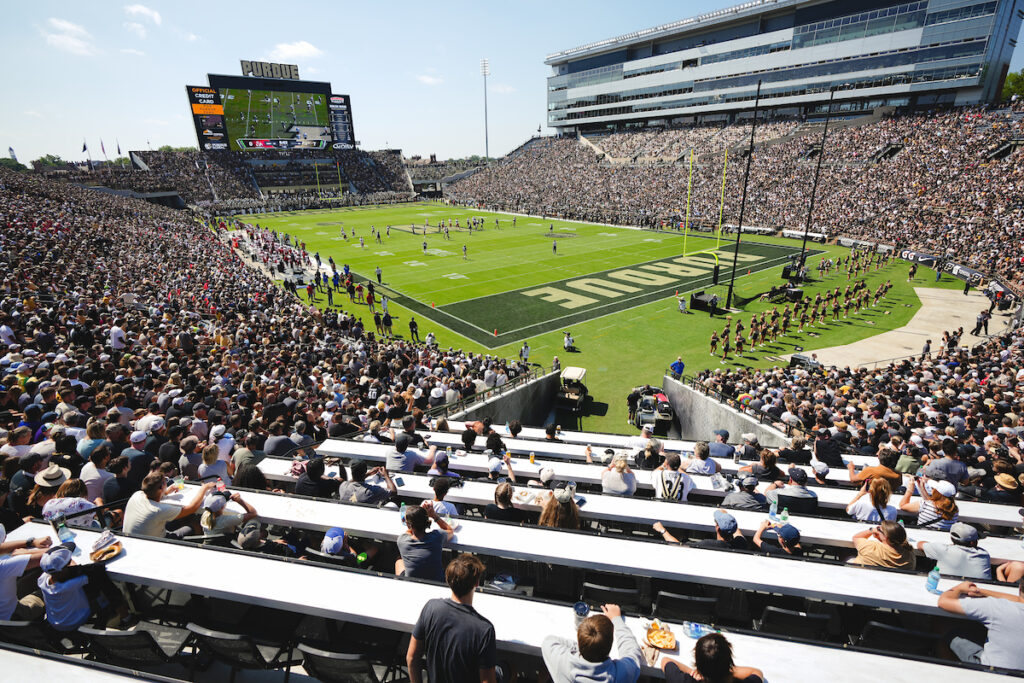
[813,429,844,467]
[777,436,811,465]
[484,482,526,524]
[100,456,133,505]
[753,520,803,557]
[294,458,342,499]
[408,554,499,683]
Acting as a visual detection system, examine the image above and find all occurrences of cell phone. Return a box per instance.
[327,471,338,478]
[574,496,586,508]
[393,476,405,487]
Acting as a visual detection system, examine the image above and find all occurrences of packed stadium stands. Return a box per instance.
[5,91,1024,680]
[446,104,1024,294]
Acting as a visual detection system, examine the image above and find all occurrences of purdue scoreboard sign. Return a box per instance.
[240,60,300,80]
[185,86,228,150]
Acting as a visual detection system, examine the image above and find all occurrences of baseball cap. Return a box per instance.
[950,522,979,544]
[210,425,226,441]
[713,509,738,533]
[776,524,800,545]
[924,479,956,498]
[539,467,555,484]
[811,461,829,476]
[487,457,503,474]
[788,467,808,484]
[321,527,346,555]
[712,429,729,439]
[741,476,758,488]
[40,546,73,573]
[203,493,227,512]
[129,430,147,443]
[741,433,757,444]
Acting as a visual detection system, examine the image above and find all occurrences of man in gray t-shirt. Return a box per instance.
[337,460,395,505]
[939,579,1024,670]
[723,476,769,511]
[384,433,437,472]
[918,523,991,579]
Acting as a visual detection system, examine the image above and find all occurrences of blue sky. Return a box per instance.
[3,1,1023,164]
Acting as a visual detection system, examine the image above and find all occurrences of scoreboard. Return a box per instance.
[186,65,356,152]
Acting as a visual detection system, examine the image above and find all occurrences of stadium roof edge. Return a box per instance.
[544,0,807,64]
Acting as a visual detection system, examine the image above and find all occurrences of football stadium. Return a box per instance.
[2,0,1024,681]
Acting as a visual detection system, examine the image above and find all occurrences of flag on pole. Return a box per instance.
[101,139,107,159]
[7,147,15,162]
[82,140,88,153]
[116,139,121,155]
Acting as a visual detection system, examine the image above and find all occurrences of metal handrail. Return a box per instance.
[424,364,549,420]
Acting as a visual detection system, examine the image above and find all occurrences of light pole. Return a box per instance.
[725,79,761,310]
[799,87,837,268]
[481,58,490,163]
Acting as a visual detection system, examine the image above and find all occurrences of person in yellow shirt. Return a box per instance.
[850,520,914,569]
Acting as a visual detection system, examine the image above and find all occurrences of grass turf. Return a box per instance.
[237,201,953,435]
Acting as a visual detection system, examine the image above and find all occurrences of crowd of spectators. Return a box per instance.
[404,158,484,181]
[448,104,1024,292]
[694,322,1024,507]
[0,166,532,539]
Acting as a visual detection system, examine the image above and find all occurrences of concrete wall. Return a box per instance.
[452,371,561,425]
[660,375,789,447]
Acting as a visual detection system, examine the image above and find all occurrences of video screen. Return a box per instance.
[218,88,333,151]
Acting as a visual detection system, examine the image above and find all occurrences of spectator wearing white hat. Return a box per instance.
[898,476,959,531]
[210,424,235,462]
[123,430,154,490]
[201,490,257,537]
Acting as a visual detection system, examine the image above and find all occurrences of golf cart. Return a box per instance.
[631,385,675,429]
[556,367,589,414]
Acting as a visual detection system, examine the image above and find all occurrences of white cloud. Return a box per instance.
[182,32,198,42]
[268,40,323,61]
[490,83,516,94]
[123,21,146,39]
[120,48,146,56]
[23,110,43,118]
[123,4,161,25]
[417,74,443,86]
[41,18,98,56]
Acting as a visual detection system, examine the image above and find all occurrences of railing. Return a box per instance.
[424,364,550,420]
[684,375,803,438]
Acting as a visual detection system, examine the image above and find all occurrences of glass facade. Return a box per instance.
[546,0,1014,127]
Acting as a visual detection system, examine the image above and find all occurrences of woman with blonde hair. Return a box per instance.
[601,455,637,496]
[846,478,897,522]
[77,421,107,460]
[198,443,232,486]
[899,476,958,530]
[538,486,580,530]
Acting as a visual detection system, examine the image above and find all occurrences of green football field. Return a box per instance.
[236,201,949,434]
[219,89,330,151]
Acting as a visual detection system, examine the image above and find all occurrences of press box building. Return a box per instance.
[545,0,1023,132]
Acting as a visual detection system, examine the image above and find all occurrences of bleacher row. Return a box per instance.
[8,422,1024,682]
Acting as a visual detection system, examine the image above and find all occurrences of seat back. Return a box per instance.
[78,626,172,666]
[304,548,357,567]
[776,494,818,514]
[857,621,939,656]
[0,619,68,653]
[186,623,269,669]
[653,591,717,624]
[581,583,642,613]
[755,606,830,641]
[298,644,380,683]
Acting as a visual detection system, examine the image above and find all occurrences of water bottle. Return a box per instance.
[733,450,741,464]
[530,451,535,464]
[399,503,407,523]
[769,500,778,521]
[780,507,789,524]
[898,518,905,528]
[445,446,452,459]
[926,565,941,594]
[54,515,75,544]
[356,552,369,564]
[505,421,510,435]
[683,622,714,639]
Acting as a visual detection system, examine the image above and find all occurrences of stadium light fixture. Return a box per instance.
[481,58,490,163]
